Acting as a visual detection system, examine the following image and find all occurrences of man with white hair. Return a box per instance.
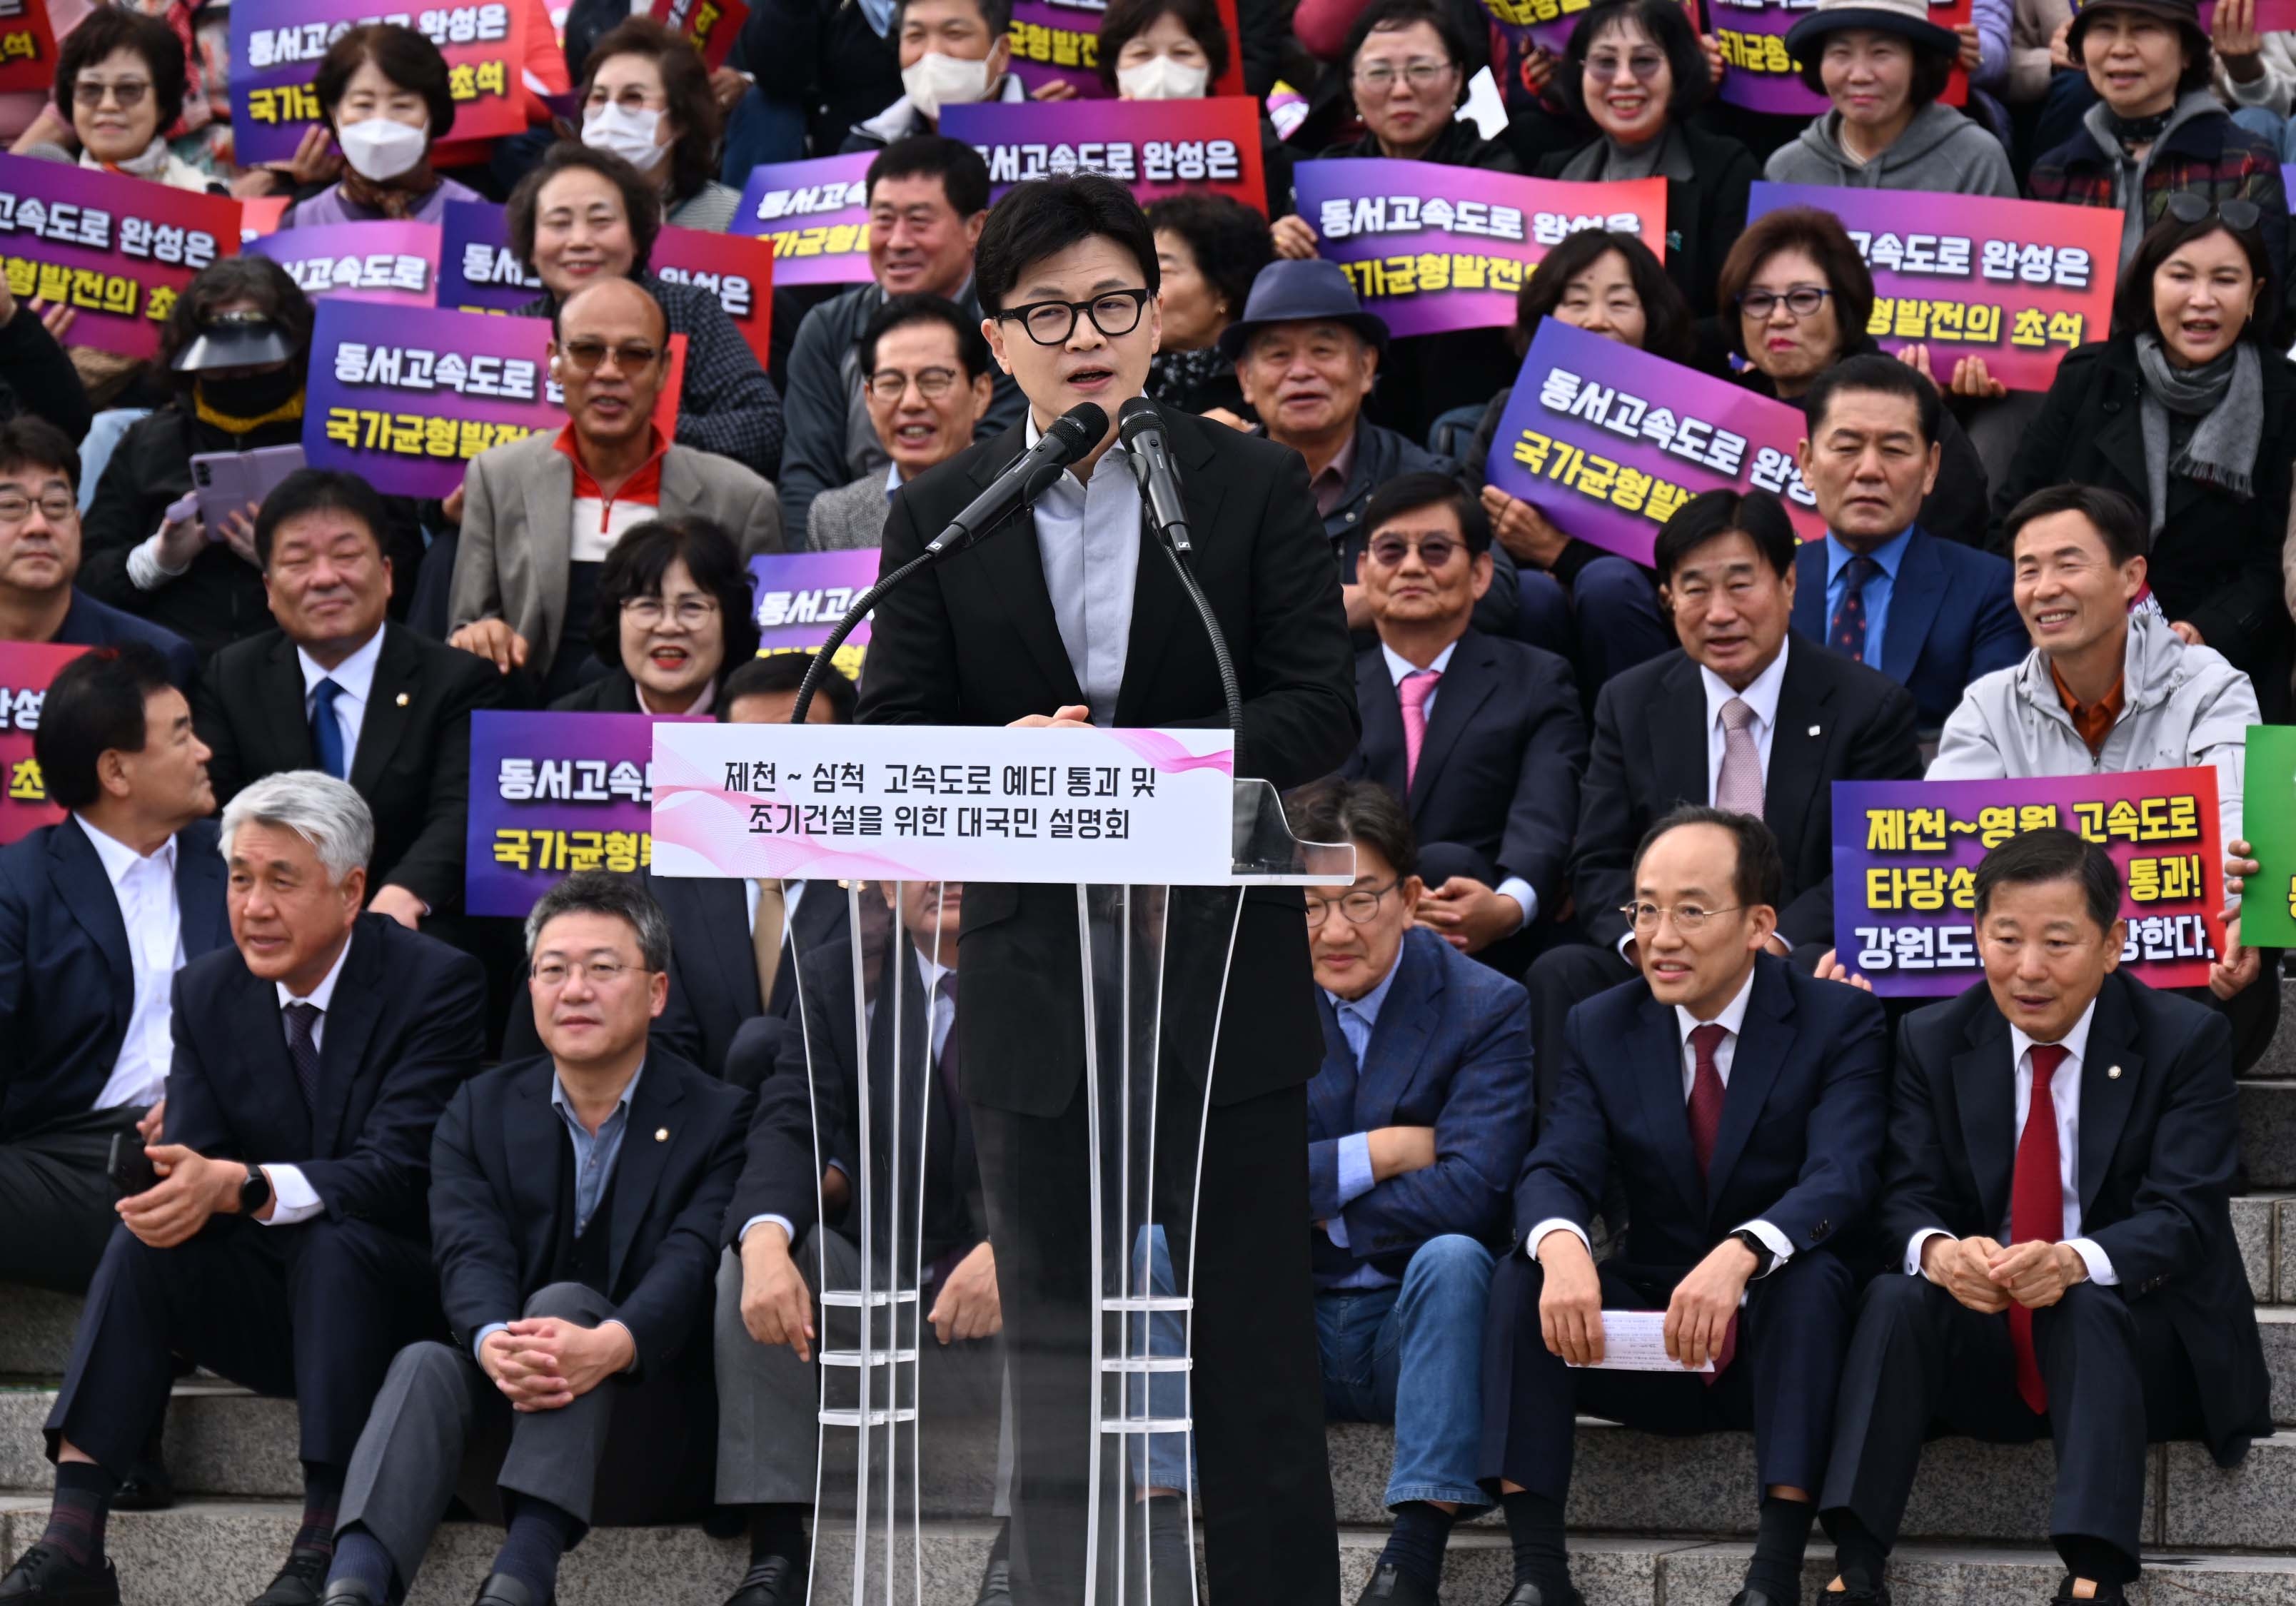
[1,772,488,1606]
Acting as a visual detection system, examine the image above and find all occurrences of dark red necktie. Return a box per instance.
[1687,1023,1736,1381]
[2010,1042,2070,1415]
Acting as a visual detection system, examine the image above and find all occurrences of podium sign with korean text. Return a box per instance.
[438,200,541,313]
[247,221,442,306]
[651,0,748,69]
[0,155,238,361]
[1833,770,2225,996]
[0,642,84,844]
[1484,319,1822,566]
[653,222,772,367]
[231,0,527,166]
[1006,0,1246,97]
[650,724,1238,884]
[1712,0,1970,111]
[0,0,58,96]
[730,154,875,286]
[1750,184,2119,391]
[2242,724,2296,946]
[941,97,1268,214]
[466,712,705,916]
[748,550,877,684]
[1292,161,1665,337]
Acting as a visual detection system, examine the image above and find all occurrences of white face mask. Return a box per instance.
[902,51,993,120]
[1116,55,1209,99]
[337,116,428,182]
[583,102,671,173]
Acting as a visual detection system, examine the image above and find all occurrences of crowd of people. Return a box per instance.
[0,0,2293,1602]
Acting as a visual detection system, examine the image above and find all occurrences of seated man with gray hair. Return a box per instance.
[319,872,752,1606]
[4,772,488,1606]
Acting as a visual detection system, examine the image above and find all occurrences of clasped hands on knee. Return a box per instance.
[1919,1235,2087,1313]
[479,1319,635,1413]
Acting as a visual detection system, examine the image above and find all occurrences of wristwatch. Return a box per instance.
[238,1164,271,1217]
[1729,1228,1776,1277]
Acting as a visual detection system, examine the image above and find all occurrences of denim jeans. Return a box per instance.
[2232,105,2296,163]
[1514,557,1673,692]
[1316,1233,1496,1510]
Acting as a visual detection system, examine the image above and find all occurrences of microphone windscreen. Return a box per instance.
[1047,401,1109,458]
[1116,395,1164,447]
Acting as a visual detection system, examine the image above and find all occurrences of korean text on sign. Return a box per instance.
[940,96,1269,215]
[730,153,876,287]
[232,0,525,165]
[0,641,85,844]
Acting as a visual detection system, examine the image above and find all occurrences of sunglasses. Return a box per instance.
[2162,193,2262,233]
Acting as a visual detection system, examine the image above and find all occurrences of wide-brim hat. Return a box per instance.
[2066,0,2207,58]
[1216,258,1390,363]
[171,309,293,372]
[1784,0,1961,69]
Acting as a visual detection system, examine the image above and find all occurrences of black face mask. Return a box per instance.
[198,365,302,418]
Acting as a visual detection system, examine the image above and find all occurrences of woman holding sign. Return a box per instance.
[274,24,482,228]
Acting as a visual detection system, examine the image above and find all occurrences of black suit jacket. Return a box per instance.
[725,937,983,1268]
[192,622,504,914]
[546,670,643,713]
[1341,628,1586,910]
[855,403,1359,1114]
[53,588,200,690]
[430,1049,751,1372]
[0,817,229,1138]
[166,914,488,1241]
[1572,635,1922,951]
[1882,971,2271,1465]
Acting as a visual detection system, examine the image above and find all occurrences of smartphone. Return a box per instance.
[188,444,306,535]
[106,1130,159,1198]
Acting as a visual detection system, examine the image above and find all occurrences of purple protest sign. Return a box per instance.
[247,221,441,306]
[1009,0,1106,96]
[438,200,540,313]
[750,550,878,683]
[1292,160,1665,337]
[1713,0,1970,111]
[730,154,875,286]
[466,711,703,916]
[940,97,1268,213]
[1484,319,1823,565]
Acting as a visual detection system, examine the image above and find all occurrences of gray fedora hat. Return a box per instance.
[1784,0,1961,69]
[1216,258,1390,363]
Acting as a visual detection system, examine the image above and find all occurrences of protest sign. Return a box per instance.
[652,0,748,69]
[2242,724,2296,946]
[730,153,875,286]
[750,550,879,684]
[0,154,239,361]
[0,0,59,96]
[1006,0,1246,97]
[466,711,701,916]
[1711,0,1969,113]
[1833,769,2225,996]
[247,220,442,306]
[1292,160,1665,336]
[438,199,540,313]
[231,0,526,166]
[238,196,290,243]
[0,642,84,845]
[1484,319,1821,565]
[653,222,772,367]
[940,97,1268,213]
[1750,183,2118,390]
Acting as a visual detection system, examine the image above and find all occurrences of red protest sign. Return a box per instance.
[653,0,750,71]
[653,223,772,368]
[0,641,85,844]
[0,0,57,96]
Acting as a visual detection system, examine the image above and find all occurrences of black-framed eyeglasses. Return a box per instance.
[0,492,76,523]
[2163,193,2262,233]
[1304,879,1400,926]
[1737,286,1830,320]
[1366,533,1463,569]
[995,288,1152,347]
[72,79,150,108]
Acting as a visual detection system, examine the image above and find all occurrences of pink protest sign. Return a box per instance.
[1485,318,1823,565]
[653,223,772,367]
[1292,160,1666,337]
[1713,0,1970,113]
[730,153,875,286]
[941,96,1268,213]
[0,641,84,844]
[247,220,443,306]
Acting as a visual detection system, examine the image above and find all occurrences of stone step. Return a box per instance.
[2245,1082,2296,1191]
[2242,976,2296,1084]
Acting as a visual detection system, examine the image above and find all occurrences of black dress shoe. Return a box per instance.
[471,1575,548,1606]
[1498,1584,1584,1606]
[1359,1562,1441,1605]
[972,1556,1012,1606]
[0,1545,119,1605]
[722,1556,805,1606]
[318,1584,378,1606]
[1821,1589,1891,1606]
[109,1462,174,1513]
[1728,1591,1791,1606]
[248,1547,333,1606]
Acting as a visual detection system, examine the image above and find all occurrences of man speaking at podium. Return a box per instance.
[855,173,1358,1602]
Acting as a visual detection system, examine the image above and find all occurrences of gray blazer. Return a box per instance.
[805,473,890,551]
[448,430,782,673]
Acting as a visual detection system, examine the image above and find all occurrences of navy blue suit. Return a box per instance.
[1791,529,2024,732]
[51,587,200,690]
[46,915,487,1476]
[1481,954,1888,1500]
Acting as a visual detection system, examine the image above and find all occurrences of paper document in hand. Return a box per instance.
[1566,1310,1714,1373]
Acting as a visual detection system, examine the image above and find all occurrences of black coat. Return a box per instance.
[1883,970,2271,1465]
[1988,335,2296,682]
[1534,123,1758,318]
[547,670,643,713]
[193,622,504,916]
[0,301,89,443]
[856,403,1359,1114]
[1571,635,1923,951]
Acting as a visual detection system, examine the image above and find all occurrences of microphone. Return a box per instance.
[925,401,1108,557]
[1117,396,1191,556]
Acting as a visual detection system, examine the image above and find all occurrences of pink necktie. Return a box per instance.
[1399,670,1442,787]
[1715,697,1763,817]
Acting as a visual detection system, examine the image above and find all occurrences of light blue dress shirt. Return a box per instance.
[1027,409,1141,727]
[1822,527,1914,667]
[1323,958,1405,1289]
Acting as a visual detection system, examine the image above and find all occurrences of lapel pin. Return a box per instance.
[655,1127,669,1141]
[395,692,410,707]
[2108,1065,2122,1080]
[1807,724,1822,737]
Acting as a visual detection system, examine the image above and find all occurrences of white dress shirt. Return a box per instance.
[1907,999,2116,1286]
[1027,408,1141,727]
[76,816,183,1113]
[257,935,356,1228]
[1527,966,1793,1271]
[1379,640,1536,932]
[296,627,385,779]
[1698,635,1790,803]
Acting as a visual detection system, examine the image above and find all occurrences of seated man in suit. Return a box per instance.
[0,642,225,1295]
[1338,472,1586,979]
[195,469,504,932]
[318,872,750,1606]
[1817,829,2270,1606]
[1484,806,1888,1606]
[1,772,488,1606]
[807,293,999,552]
[0,418,197,687]
[1287,779,1534,1606]
[1790,356,2023,732]
[1524,488,1921,1118]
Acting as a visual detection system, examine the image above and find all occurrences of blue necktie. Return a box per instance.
[1829,555,1882,665]
[310,679,346,779]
